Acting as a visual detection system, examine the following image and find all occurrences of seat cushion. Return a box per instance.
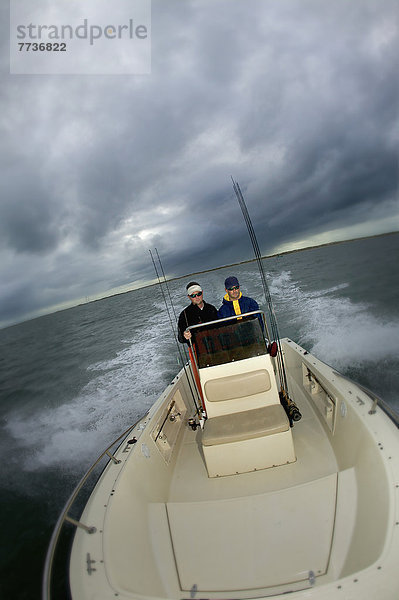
[202,404,289,447]
[204,369,271,402]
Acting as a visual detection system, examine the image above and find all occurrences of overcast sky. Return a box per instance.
[1,0,398,328]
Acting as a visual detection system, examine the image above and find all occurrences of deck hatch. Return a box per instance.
[167,474,337,592]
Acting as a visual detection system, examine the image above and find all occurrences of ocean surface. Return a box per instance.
[1,232,398,599]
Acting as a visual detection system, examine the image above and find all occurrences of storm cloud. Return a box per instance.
[1,0,398,327]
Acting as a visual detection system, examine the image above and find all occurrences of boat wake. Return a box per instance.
[269,270,399,366]
[5,315,180,474]
[267,270,399,409]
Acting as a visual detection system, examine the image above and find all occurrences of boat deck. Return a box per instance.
[164,393,340,594]
[67,340,399,600]
[169,388,337,502]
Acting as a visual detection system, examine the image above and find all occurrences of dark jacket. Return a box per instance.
[178,302,218,344]
[217,294,259,319]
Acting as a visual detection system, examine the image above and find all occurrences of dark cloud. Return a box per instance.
[0,0,398,327]
[0,162,61,253]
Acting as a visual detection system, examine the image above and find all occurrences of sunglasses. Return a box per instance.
[227,285,240,291]
[189,292,203,298]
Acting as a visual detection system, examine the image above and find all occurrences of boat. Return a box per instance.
[43,310,399,600]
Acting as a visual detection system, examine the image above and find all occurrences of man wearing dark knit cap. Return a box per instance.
[217,276,259,319]
[177,282,218,344]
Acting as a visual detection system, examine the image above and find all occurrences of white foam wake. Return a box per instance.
[268,271,399,371]
[6,317,178,472]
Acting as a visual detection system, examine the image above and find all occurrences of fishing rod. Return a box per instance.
[155,248,179,325]
[149,249,202,417]
[231,178,286,387]
[231,178,301,423]
[154,248,207,419]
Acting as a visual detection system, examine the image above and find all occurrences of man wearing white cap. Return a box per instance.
[177,281,218,344]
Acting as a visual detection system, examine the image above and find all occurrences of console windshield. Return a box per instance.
[190,314,267,368]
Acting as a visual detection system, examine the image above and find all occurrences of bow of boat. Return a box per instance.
[45,327,399,600]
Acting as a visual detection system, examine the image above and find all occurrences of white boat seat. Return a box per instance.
[202,404,289,446]
[201,403,296,477]
[204,369,271,402]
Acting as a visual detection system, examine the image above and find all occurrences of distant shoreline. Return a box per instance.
[146,230,399,285]
[91,230,399,296]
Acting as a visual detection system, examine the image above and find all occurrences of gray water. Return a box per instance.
[1,232,398,599]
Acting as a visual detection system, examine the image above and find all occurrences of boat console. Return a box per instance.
[188,313,296,477]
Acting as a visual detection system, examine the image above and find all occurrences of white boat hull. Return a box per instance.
[66,338,399,599]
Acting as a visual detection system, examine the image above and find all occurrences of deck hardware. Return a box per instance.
[356,397,365,406]
[169,411,181,422]
[155,400,176,441]
[65,515,96,534]
[86,553,96,575]
[369,396,379,414]
[105,450,121,464]
[123,437,137,452]
[188,418,198,431]
[190,583,198,598]
[308,571,315,585]
[333,370,399,426]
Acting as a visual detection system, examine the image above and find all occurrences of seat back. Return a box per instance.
[199,354,280,419]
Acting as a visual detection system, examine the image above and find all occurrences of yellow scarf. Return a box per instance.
[224,291,243,317]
